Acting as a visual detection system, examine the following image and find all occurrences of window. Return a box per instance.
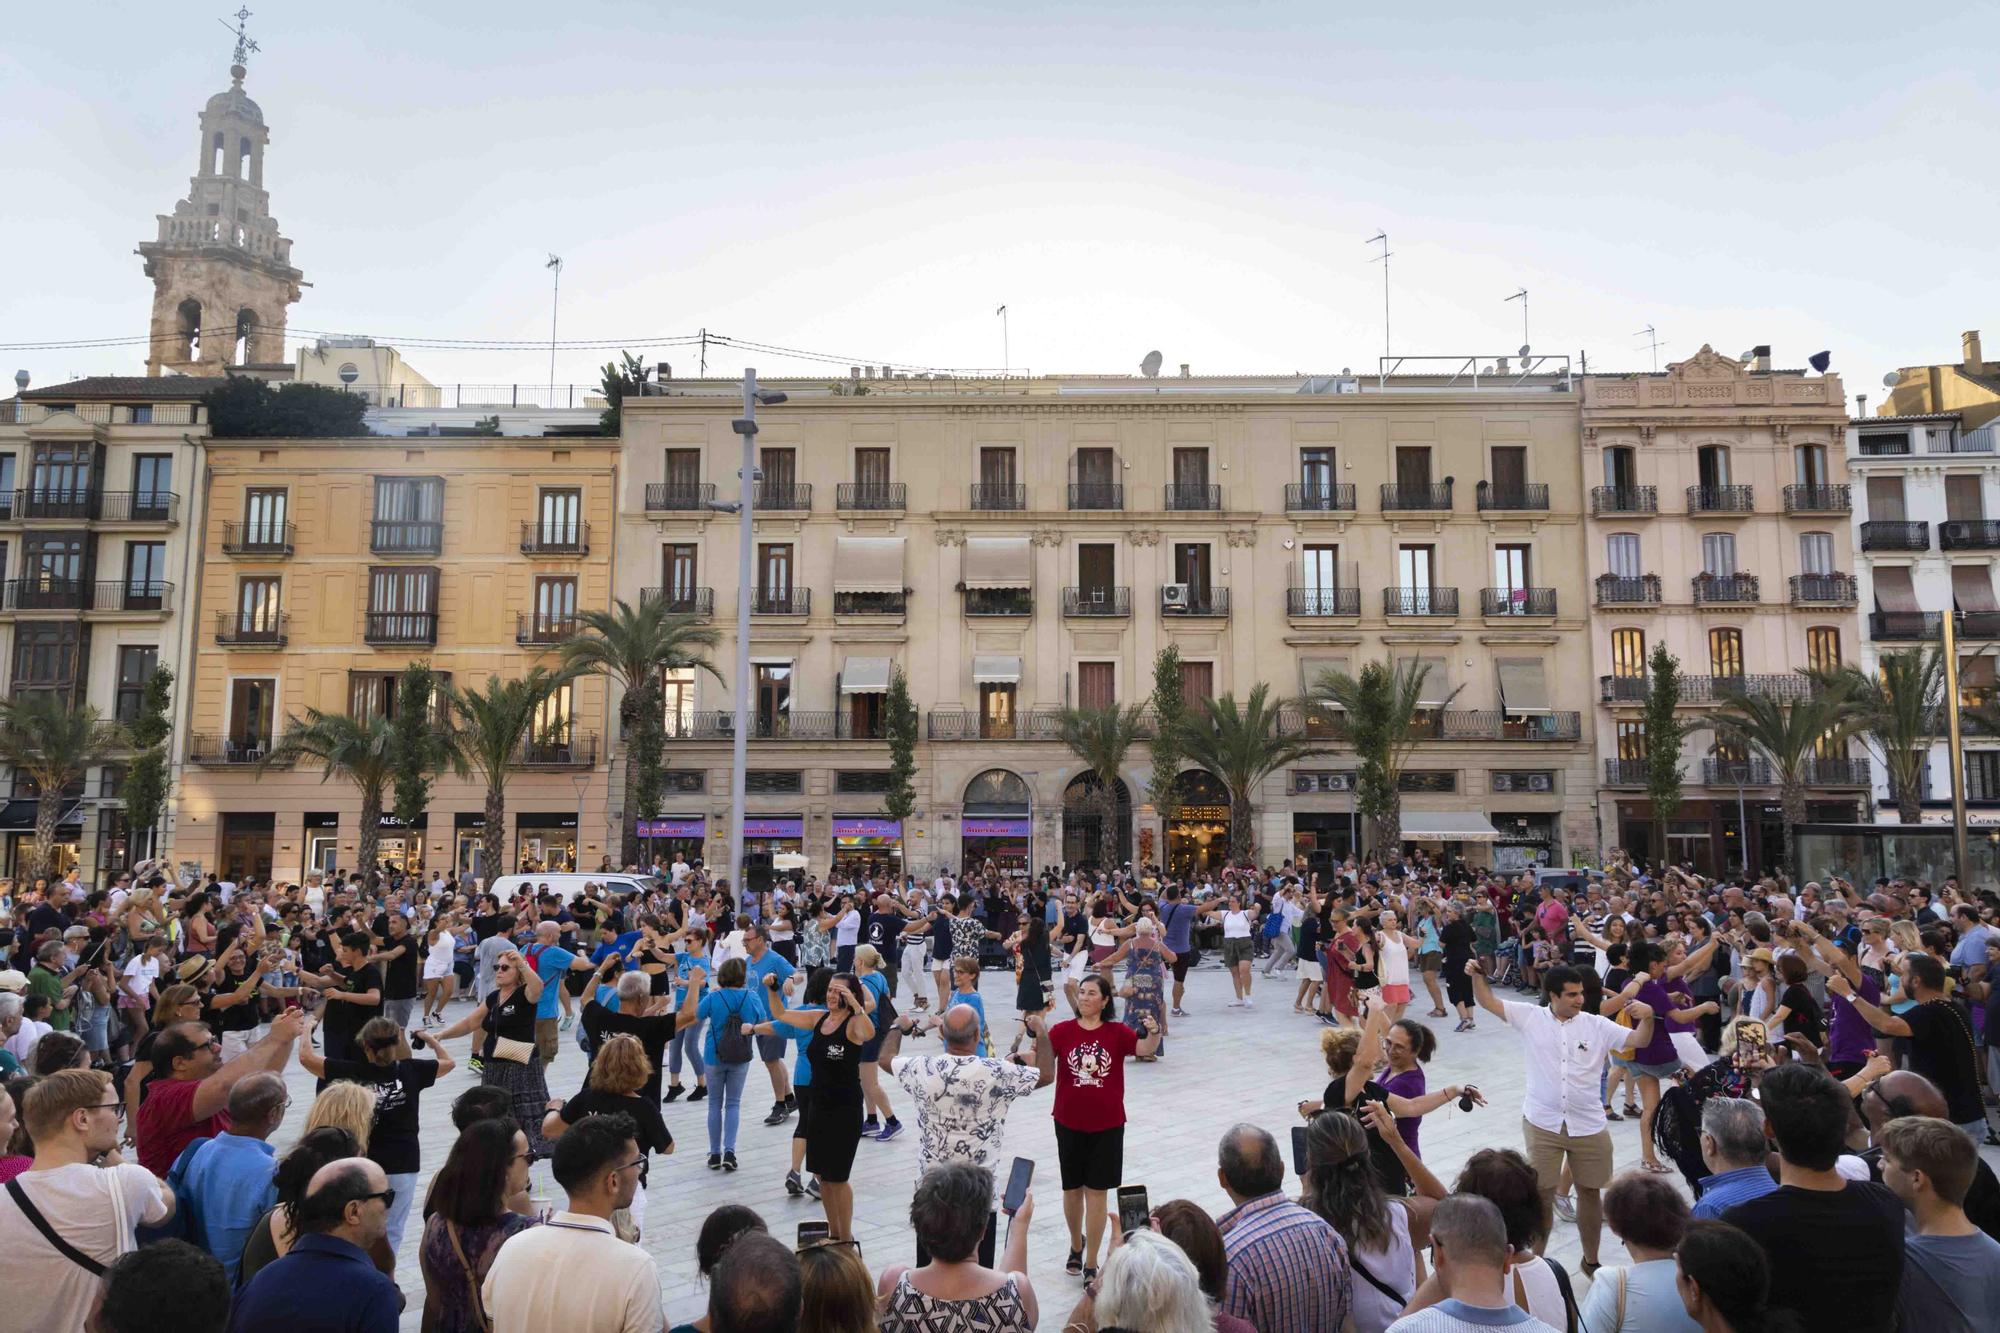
[757,543,793,609]
[1077,662,1116,710]
[365,566,438,639]
[1866,475,1907,521]
[1603,446,1636,490]
[228,678,278,747]
[29,442,92,501]
[836,770,893,794]
[1398,771,1456,793]
[1793,444,1828,487]
[23,533,83,590]
[1179,660,1215,701]
[1611,629,1646,678]
[115,647,157,726]
[1075,447,1116,491]
[663,449,702,488]
[1300,447,1334,490]
[1807,628,1842,673]
[755,663,792,734]
[12,624,80,700]
[531,682,574,749]
[746,770,803,795]
[979,683,1017,738]
[0,454,14,518]
[1945,475,1984,522]
[1709,628,1744,679]
[132,456,172,510]
[1606,534,1641,579]
[243,487,287,544]
[853,448,890,487]
[1396,546,1435,613]
[662,667,696,737]
[759,447,796,489]
[1172,543,1211,598]
[1798,532,1834,576]
[1616,721,1647,760]
[662,770,705,794]
[533,576,577,634]
[1493,544,1530,593]
[1489,446,1527,493]
[1701,533,1737,576]
[979,447,1017,486]
[236,576,282,636]
[373,476,442,522]
[1077,543,1115,595]
[1696,445,1731,488]
[125,542,167,604]
[664,543,698,605]
[537,488,581,546]
[1395,447,1431,489]
[347,670,450,723]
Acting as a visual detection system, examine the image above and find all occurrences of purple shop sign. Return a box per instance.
[743,817,805,838]
[961,817,1031,838]
[636,818,705,839]
[833,817,902,839]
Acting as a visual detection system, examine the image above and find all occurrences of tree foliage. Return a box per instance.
[1174,684,1321,863]
[265,711,400,880]
[1145,646,1188,844]
[391,663,451,828]
[1705,674,1860,875]
[121,667,175,859]
[1822,649,1944,824]
[203,376,370,437]
[883,669,919,825]
[1308,659,1461,854]
[442,668,576,883]
[0,695,125,879]
[1643,645,1693,868]
[598,351,652,435]
[1057,704,1147,867]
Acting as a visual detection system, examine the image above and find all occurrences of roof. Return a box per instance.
[21,376,217,402]
[1856,412,1961,425]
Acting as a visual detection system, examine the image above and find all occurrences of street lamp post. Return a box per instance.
[1943,611,1970,882]
[726,370,786,894]
[570,772,589,873]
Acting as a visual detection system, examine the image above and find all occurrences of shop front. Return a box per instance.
[1291,811,1356,868]
[304,812,340,879]
[1616,798,1858,879]
[962,767,1033,876]
[636,816,706,869]
[454,812,486,882]
[377,813,426,875]
[221,812,276,881]
[0,796,83,881]
[743,816,805,861]
[515,812,578,873]
[833,816,902,882]
[1166,770,1231,877]
[1489,812,1560,872]
[1398,810,1502,869]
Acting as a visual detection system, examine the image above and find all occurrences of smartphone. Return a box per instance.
[1290,1126,1310,1177]
[1002,1156,1033,1214]
[797,1220,830,1249]
[1116,1184,1150,1235]
[1733,1020,1766,1066]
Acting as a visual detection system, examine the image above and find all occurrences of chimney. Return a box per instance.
[1965,330,1985,374]
[849,366,860,379]
[1749,344,1771,373]
[864,366,876,379]
[1856,394,1868,417]
[1179,363,1190,378]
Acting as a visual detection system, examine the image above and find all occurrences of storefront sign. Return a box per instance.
[833,817,902,839]
[743,817,804,838]
[962,817,1031,838]
[637,817,706,838]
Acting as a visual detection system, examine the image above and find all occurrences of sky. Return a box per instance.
[3,2,1996,399]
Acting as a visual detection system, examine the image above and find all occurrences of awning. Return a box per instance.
[0,799,83,832]
[1952,564,1999,613]
[1873,565,1920,613]
[1496,658,1553,716]
[1397,654,1451,708]
[963,537,1032,590]
[833,537,906,594]
[972,655,1022,684]
[1399,811,1503,843]
[1299,654,1352,699]
[840,656,893,694]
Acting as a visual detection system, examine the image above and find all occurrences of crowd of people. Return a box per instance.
[0,844,1996,1332]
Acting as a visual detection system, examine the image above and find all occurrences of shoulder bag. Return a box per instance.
[444,1218,496,1333]
[7,1174,124,1276]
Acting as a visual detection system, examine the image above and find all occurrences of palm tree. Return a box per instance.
[1056,704,1147,867]
[1818,649,1943,824]
[262,711,405,880]
[1175,684,1324,863]
[0,695,124,879]
[1705,675,1861,874]
[561,598,720,861]
[1306,659,1464,855]
[442,668,578,883]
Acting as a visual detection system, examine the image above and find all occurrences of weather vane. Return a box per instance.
[218,7,260,71]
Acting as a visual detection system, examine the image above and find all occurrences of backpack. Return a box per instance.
[712,991,753,1064]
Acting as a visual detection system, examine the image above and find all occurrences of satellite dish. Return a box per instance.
[1517,344,1531,360]
[1882,372,1900,389]
[1140,351,1163,378]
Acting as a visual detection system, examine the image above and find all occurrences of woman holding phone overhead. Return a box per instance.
[748,970,874,1240]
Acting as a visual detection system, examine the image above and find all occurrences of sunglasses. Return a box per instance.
[358,1188,397,1209]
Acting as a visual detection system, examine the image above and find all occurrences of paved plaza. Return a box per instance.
[254,959,1994,1328]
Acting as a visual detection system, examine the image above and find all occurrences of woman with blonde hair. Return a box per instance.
[303,1079,377,1156]
[852,943,900,1140]
[542,1032,673,1236]
[302,1012,453,1254]
[797,1229,876,1333]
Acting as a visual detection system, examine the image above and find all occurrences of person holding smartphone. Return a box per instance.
[1049,973,1161,1283]
[751,971,873,1240]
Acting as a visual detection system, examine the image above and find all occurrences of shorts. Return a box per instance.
[1298,959,1323,983]
[1170,952,1192,983]
[1055,1122,1125,1192]
[535,1016,560,1065]
[1523,1119,1614,1192]
[1628,1058,1683,1080]
[1419,953,1443,974]
[1382,983,1413,1005]
[756,1032,790,1063]
[1221,938,1252,968]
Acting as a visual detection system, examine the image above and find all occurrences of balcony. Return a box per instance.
[926,706,1067,741]
[364,611,438,645]
[1476,482,1549,512]
[186,735,291,767]
[1857,433,1912,457]
[1591,485,1657,516]
[752,588,811,616]
[214,611,288,647]
[1381,481,1453,511]
[1783,484,1851,514]
[1439,711,1583,742]
[512,733,598,767]
[1860,520,1928,552]
[1703,757,1773,787]
[1691,573,1759,605]
[221,522,295,557]
[754,483,812,512]
[1383,586,1459,617]
[519,521,589,556]
[370,519,443,555]
[663,712,857,742]
[1789,573,1857,606]
[640,586,714,618]
[2,489,181,524]
[1803,757,1871,787]
[832,591,906,617]
[0,580,171,614]
[1068,483,1125,511]
[1481,587,1557,617]
[645,482,715,512]
[1599,674,1816,705]
[1596,574,1662,606]
[969,483,1026,511]
[1940,520,2000,551]
[1285,483,1357,513]
[515,613,578,645]
[1869,611,1942,641]
[1603,758,1649,787]
[1161,585,1229,617]
[1687,485,1755,515]
[1287,587,1361,617]
[835,481,905,512]
[964,588,1032,617]
[1275,706,1354,742]
[1062,586,1131,617]
[1164,483,1223,511]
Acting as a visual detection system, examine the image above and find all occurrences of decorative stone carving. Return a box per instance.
[1224,529,1258,548]
[1030,528,1064,547]
[1672,345,1742,380]
[1129,529,1162,547]
[934,528,966,546]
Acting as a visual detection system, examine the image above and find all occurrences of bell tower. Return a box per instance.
[138,10,303,377]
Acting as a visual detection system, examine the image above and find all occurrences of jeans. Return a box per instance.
[669,1017,705,1080]
[707,1060,751,1153]
[384,1170,418,1256]
[384,998,416,1030]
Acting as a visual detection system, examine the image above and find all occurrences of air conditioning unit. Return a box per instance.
[1162,583,1190,610]
[713,715,735,737]
[1942,521,1971,542]
[1528,773,1553,792]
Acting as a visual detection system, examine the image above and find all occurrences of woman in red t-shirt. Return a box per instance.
[1049,973,1161,1283]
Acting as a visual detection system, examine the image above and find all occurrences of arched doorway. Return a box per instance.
[1166,770,1232,878]
[1062,771,1132,870]
[961,768,1032,877]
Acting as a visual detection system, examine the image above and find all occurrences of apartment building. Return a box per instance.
[172,435,618,882]
[1849,410,2000,819]
[1582,345,1863,874]
[0,378,210,880]
[615,362,1597,880]
[1876,330,2000,430]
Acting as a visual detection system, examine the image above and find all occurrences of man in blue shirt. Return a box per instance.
[743,923,798,1124]
[525,921,596,1065]
[1948,905,1993,983]
[1691,1096,1779,1218]
[227,1158,400,1333]
[177,1072,287,1282]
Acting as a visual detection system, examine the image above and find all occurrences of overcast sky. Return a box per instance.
[5,3,1995,398]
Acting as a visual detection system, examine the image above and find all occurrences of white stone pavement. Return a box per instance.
[246,959,1994,1329]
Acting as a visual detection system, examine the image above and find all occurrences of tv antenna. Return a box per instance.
[544,254,562,405]
[1634,324,1665,372]
[218,7,259,71]
[1505,288,1529,352]
[1366,231,1392,363]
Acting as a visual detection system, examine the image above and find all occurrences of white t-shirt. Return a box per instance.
[4,1019,51,1063]
[670,858,691,885]
[122,955,161,1003]
[424,929,457,979]
[0,1163,171,1331]
[1349,1200,1418,1333]
[1577,1257,1701,1333]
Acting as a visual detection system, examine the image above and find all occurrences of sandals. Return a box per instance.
[1065,1249,1084,1277]
[1640,1160,1674,1175]
[1603,1105,1623,1121]
[1427,1009,1447,1018]
[1621,1103,1641,1117]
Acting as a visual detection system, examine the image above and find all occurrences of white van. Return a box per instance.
[485,872,663,907]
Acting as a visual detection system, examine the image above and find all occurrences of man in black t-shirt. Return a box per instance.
[1830,954,1985,1134]
[369,911,421,1030]
[300,930,383,1072]
[866,896,907,996]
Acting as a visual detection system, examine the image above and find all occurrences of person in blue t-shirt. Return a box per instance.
[677,956,771,1169]
[742,924,800,1125]
[748,965,833,1199]
[523,921,595,1066]
[938,956,989,1055]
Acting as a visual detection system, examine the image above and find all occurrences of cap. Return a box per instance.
[0,969,27,993]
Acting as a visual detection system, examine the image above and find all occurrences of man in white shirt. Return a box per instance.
[1467,957,1653,1275]
[484,1112,661,1333]
[1,993,52,1064]
[669,854,691,885]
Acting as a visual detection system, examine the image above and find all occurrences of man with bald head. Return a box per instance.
[525,918,599,1065]
[227,1157,399,1332]
[1856,1070,2000,1242]
[880,999,1054,1265]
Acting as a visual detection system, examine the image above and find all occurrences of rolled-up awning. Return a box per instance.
[972,655,1022,684]
[1952,564,1999,613]
[1299,654,1352,699]
[1400,811,1503,843]
[840,656,893,694]
[1396,654,1451,708]
[1496,658,1553,716]
[1873,565,1920,613]
[834,537,906,594]
[963,537,1032,590]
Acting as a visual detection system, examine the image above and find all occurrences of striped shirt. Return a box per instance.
[1218,1192,1353,1333]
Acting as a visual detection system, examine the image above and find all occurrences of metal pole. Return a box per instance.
[1737,778,1748,877]
[546,256,562,407]
[728,370,758,896]
[1944,612,1969,880]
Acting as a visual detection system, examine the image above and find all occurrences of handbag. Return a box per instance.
[443,1219,495,1333]
[489,1035,535,1064]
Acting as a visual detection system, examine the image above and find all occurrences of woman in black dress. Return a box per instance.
[756,971,875,1240]
[1007,914,1054,1057]
[1439,899,1479,1032]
